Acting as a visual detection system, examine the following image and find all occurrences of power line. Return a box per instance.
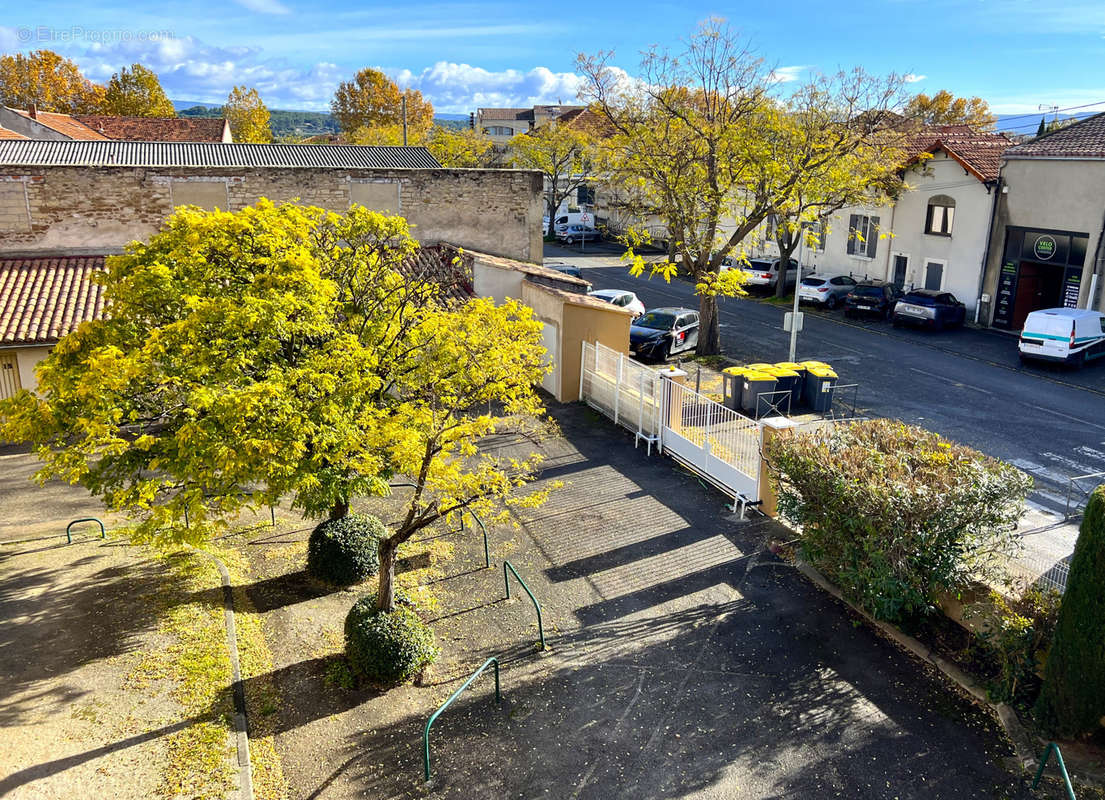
[995,99,1105,126]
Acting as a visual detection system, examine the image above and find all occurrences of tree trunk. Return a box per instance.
[697,293,721,355]
[775,232,799,299]
[329,499,349,520]
[376,536,400,612]
[547,197,558,237]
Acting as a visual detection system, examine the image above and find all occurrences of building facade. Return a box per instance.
[980,114,1105,330]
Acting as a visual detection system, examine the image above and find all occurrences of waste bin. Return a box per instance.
[740,371,777,417]
[799,361,831,404]
[748,362,775,372]
[805,366,838,413]
[775,361,808,408]
[763,367,800,414]
[721,366,748,411]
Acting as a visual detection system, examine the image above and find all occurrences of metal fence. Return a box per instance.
[580,341,663,453]
[1008,550,1071,595]
[664,379,761,482]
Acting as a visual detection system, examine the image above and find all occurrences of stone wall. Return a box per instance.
[0,166,544,263]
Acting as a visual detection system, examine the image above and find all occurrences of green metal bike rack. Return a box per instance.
[65,517,105,544]
[423,656,501,782]
[503,560,546,650]
[1032,742,1077,800]
[390,482,490,569]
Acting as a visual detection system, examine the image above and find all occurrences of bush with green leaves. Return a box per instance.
[765,419,1031,622]
[307,513,385,586]
[969,587,1061,704]
[344,592,439,685]
[1034,485,1105,736]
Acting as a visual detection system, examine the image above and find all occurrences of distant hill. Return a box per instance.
[174,100,471,138]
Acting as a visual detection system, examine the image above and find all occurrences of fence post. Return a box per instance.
[638,369,646,439]
[613,354,623,425]
[579,340,588,403]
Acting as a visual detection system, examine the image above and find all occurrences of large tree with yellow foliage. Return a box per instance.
[224,85,272,143]
[904,90,996,130]
[0,50,104,113]
[0,201,550,612]
[331,68,434,139]
[101,63,176,117]
[509,122,596,236]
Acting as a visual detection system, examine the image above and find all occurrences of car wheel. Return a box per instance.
[658,342,672,362]
[844,309,854,319]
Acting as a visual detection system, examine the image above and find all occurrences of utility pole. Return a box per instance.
[402,95,408,146]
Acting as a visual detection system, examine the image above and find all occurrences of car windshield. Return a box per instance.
[802,278,826,287]
[853,286,885,297]
[901,293,935,305]
[635,312,676,330]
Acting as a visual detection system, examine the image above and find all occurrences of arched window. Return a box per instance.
[925,194,955,236]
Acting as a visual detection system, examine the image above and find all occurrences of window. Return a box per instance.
[925,195,955,236]
[577,185,595,206]
[924,261,945,291]
[806,220,826,251]
[830,276,856,287]
[483,125,514,136]
[846,214,880,259]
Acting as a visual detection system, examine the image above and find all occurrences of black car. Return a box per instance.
[891,289,967,330]
[550,264,584,279]
[843,281,902,319]
[629,307,699,361]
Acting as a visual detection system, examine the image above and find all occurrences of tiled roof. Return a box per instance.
[1005,112,1105,159]
[0,256,107,345]
[0,127,27,140]
[0,140,443,169]
[399,244,475,303]
[556,108,617,138]
[12,109,108,140]
[904,125,1011,182]
[479,108,534,122]
[74,115,230,143]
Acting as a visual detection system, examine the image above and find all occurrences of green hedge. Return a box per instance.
[765,419,1031,622]
[345,592,439,685]
[306,514,385,586]
[1035,485,1105,735]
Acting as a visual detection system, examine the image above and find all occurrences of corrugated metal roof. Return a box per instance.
[0,255,107,345]
[0,140,443,169]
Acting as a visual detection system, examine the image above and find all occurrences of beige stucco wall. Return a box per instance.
[473,259,526,305]
[0,166,544,264]
[0,345,53,395]
[982,157,1105,319]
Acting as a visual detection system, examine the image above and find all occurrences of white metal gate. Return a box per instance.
[580,341,761,502]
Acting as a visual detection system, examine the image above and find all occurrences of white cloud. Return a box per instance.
[393,62,588,113]
[769,65,806,84]
[904,73,926,83]
[231,0,291,14]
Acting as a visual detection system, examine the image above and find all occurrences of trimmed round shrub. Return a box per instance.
[306,513,385,586]
[345,592,439,685]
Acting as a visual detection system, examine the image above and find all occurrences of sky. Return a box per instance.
[2,0,1104,132]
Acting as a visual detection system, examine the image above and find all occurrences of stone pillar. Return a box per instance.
[659,366,688,434]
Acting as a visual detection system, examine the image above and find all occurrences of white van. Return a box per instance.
[1018,308,1105,367]
[554,212,593,233]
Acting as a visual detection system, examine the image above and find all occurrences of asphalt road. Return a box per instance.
[545,243,1105,532]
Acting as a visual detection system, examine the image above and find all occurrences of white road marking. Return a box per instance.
[908,367,993,394]
[1075,445,1105,465]
[1042,451,1099,475]
[1027,404,1105,432]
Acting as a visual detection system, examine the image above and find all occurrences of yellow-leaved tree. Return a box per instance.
[101,63,176,117]
[0,49,105,113]
[331,68,434,140]
[904,90,996,130]
[0,201,552,614]
[509,121,596,236]
[224,85,272,143]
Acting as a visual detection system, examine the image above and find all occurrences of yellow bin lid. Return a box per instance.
[742,371,776,382]
[800,360,830,370]
[765,367,799,378]
[722,366,749,376]
[808,366,838,378]
[774,361,804,371]
[748,362,775,371]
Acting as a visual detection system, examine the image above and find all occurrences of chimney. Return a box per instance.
[30,103,37,120]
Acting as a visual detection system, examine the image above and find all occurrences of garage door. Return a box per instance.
[0,353,21,400]
[539,321,559,396]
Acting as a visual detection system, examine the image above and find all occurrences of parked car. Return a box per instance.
[843,280,902,319]
[557,225,601,245]
[589,289,646,318]
[736,258,799,291]
[629,307,699,361]
[891,289,967,330]
[550,264,584,279]
[1019,308,1105,367]
[798,274,857,309]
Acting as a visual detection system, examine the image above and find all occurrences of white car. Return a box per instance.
[589,289,645,318]
[742,257,799,290]
[798,274,857,309]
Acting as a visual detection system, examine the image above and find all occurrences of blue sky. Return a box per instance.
[2,0,1103,128]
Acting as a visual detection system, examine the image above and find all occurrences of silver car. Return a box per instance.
[798,274,857,309]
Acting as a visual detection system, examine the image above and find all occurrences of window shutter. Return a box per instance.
[847,214,858,255]
[868,216,880,258]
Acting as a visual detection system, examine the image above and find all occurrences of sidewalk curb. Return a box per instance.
[203,550,254,800]
[793,561,1038,770]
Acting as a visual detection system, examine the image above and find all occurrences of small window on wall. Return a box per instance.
[483,126,514,136]
[172,180,228,210]
[925,195,955,236]
[846,214,880,258]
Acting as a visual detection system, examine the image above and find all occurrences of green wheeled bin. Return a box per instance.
[721,366,748,411]
[740,371,777,417]
[805,366,838,413]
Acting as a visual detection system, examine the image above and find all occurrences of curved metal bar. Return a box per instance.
[503,560,546,650]
[423,656,501,782]
[65,517,105,544]
[1031,742,1076,800]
